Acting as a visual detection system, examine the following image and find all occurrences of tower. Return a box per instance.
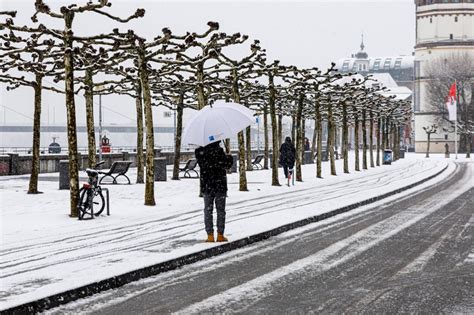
[413,0,474,153]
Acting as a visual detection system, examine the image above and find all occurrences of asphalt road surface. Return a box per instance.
[47,162,473,314]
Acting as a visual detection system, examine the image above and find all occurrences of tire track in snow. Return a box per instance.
[0,160,442,278]
[0,160,445,286]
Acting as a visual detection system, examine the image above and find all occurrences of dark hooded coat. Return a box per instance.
[279,137,296,166]
[195,141,233,194]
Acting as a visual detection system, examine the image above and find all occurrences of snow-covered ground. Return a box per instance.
[0,153,462,310]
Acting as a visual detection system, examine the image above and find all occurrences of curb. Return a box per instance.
[2,163,450,315]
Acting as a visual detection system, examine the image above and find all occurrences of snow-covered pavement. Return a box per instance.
[0,154,458,310]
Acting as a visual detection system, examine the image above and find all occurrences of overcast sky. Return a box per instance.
[0,0,415,127]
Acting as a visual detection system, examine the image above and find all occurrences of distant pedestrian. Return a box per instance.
[279,136,296,179]
[304,137,310,151]
[195,141,233,242]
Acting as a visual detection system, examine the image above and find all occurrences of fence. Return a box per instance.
[0,149,269,176]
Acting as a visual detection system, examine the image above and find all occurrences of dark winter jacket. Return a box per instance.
[195,141,233,194]
[279,137,296,166]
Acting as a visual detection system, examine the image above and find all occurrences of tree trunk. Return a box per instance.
[84,68,96,169]
[316,102,323,178]
[263,103,269,169]
[301,118,306,165]
[291,115,296,144]
[385,118,390,149]
[311,117,317,160]
[381,117,386,150]
[196,63,206,110]
[135,80,144,184]
[342,102,349,174]
[232,69,248,191]
[466,133,471,158]
[28,73,43,194]
[393,123,399,161]
[64,15,80,217]
[376,117,381,166]
[295,94,303,182]
[278,105,283,149]
[362,109,368,170]
[269,73,280,186]
[138,49,155,206]
[246,126,252,171]
[172,93,184,180]
[369,110,375,168]
[327,103,336,176]
[426,133,431,158]
[353,108,360,171]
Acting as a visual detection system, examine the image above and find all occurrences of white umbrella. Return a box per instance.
[182,100,255,147]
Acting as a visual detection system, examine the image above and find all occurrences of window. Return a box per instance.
[394,58,403,69]
[164,111,172,118]
[342,60,350,71]
[454,16,458,22]
[373,58,381,71]
[383,58,392,70]
[359,64,362,71]
[449,34,453,40]
[430,17,432,23]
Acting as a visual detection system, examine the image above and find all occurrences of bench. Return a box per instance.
[179,159,199,178]
[99,161,133,184]
[251,154,265,170]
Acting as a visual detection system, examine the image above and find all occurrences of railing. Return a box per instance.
[0,143,267,155]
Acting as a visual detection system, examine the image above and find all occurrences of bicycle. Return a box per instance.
[77,161,110,220]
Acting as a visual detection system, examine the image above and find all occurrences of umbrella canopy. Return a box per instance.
[182,100,255,147]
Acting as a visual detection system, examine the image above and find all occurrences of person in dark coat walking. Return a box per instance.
[195,141,233,242]
[279,136,296,179]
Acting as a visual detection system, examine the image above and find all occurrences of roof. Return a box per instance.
[335,55,414,72]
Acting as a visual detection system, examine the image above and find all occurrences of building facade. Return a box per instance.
[335,41,415,148]
[414,0,474,153]
[335,39,415,89]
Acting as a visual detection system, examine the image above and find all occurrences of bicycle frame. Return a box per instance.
[78,161,110,220]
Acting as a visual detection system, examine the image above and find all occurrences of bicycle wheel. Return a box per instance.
[93,188,106,216]
[78,187,93,219]
[78,187,105,218]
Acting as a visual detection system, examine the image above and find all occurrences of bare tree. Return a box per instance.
[425,53,473,157]
[30,0,144,216]
[0,16,64,194]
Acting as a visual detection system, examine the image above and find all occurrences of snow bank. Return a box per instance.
[0,153,455,310]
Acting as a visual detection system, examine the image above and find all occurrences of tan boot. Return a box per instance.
[205,234,214,243]
[216,233,228,242]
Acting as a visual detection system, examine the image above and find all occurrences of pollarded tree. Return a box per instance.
[424,53,473,157]
[30,0,145,216]
[150,72,197,180]
[0,15,64,194]
[216,39,264,190]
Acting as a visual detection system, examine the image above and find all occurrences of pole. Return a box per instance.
[99,93,102,163]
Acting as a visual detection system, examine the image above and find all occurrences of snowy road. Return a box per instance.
[45,162,473,314]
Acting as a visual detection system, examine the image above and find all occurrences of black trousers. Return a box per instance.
[282,163,294,178]
[203,192,226,234]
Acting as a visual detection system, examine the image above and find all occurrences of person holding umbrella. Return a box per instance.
[182,100,255,242]
[195,141,233,242]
